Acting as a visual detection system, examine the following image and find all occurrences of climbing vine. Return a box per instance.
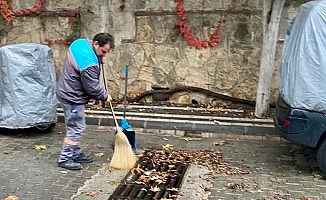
[44,13,81,46]
[0,0,45,25]
[175,0,238,50]
[0,0,14,25]
[68,12,82,43]
[0,0,81,46]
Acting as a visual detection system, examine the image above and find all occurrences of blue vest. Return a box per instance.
[69,39,98,71]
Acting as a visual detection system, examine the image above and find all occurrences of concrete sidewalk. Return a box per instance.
[0,122,325,200]
[57,104,276,138]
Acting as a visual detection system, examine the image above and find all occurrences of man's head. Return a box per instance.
[92,33,115,58]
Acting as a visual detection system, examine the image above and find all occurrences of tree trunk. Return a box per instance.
[254,0,285,118]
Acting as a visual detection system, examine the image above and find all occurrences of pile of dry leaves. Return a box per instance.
[136,147,250,176]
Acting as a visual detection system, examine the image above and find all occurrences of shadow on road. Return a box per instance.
[0,127,47,138]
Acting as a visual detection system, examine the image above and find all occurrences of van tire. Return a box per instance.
[316,138,326,175]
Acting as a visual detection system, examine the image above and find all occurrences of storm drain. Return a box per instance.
[109,150,189,200]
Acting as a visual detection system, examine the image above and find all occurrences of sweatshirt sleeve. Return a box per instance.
[80,66,108,101]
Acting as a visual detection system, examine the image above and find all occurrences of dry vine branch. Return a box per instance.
[124,86,276,108]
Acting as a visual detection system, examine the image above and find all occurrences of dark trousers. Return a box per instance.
[58,100,85,163]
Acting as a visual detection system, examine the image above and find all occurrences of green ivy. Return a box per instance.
[68,16,81,44]
[285,0,306,7]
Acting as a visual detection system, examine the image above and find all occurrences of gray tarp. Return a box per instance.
[0,43,57,128]
[279,0,326,113]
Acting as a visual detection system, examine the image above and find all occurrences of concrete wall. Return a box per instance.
[0,0,301,105]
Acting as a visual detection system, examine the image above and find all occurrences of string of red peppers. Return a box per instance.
[175,0,223,50]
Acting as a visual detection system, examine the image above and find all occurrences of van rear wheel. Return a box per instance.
[316,138,326,175]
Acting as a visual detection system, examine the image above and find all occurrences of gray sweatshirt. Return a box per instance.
[56,40,108,105]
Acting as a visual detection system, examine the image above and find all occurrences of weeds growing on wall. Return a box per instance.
[45,14,81,46]
[285,0,306,7]
[68,14,82,44]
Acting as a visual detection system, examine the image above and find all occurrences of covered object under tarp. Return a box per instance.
[279,0,326,113]
[0,43,57,129]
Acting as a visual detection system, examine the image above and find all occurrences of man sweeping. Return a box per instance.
[56,33,115,170]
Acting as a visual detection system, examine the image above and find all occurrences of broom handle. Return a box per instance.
[101,63,107,107]
[123,65,128,118]
[101,63,108,91]
[109,101,120,130]
[100,63,119,130]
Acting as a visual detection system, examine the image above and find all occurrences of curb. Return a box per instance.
[57,105,277,136]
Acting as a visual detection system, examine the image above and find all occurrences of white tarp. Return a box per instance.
[0,43,57,128]
[279,0,326,113]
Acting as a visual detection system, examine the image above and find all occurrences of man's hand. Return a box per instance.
[104,94,112,107]
[101,56,107,64]
[106,94,112,102]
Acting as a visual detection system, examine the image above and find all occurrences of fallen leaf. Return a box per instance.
[107,180,119,186]
[5,196,19,200]
[131,166,143,175]
[226,182,248,189]
[183,138,192,142]
[33,145,47,150]
[313,174,325,180]
[150,186,161,192]
[86,191,99,197]
[213,141,226,146]
[155,179,164,184]
[94,152,104,158]
[167,188,179,192]
[162,144,174,150]
[3,151,10,155]
[144,171,151,176]
[257,189,263,193]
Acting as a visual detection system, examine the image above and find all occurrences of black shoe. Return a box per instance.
[58,160,82,170]
[73,153,93,163]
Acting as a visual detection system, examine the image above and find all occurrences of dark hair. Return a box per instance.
[93,33,115,49]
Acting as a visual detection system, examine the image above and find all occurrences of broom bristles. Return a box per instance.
[109,129,136,170]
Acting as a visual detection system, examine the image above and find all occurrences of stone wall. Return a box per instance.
[0,0,300,106]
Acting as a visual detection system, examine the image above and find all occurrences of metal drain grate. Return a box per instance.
[109,151,189,200]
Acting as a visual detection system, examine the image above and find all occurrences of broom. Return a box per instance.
[100,63,136,170]
[109,101,136,170]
